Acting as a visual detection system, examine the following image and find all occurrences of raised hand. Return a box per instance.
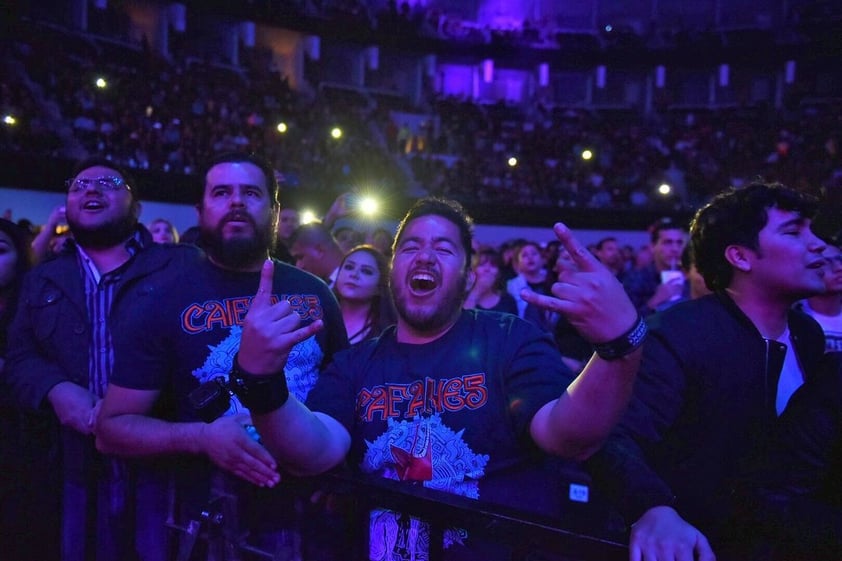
[521,223,637,343]
[237,260,324,375]
[47,205,67,229]
[323,192,354,229]
[200,413,281,487]
[647,276,685,309]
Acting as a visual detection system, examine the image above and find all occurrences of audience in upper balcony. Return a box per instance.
[7,14,842,217]
[7,20,404,204]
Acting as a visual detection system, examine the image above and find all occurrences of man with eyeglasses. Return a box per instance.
[5,156,198,561]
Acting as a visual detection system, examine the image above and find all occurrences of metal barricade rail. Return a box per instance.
[172,469,628,561]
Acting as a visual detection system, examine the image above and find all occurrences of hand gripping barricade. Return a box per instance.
[163,378,302,561]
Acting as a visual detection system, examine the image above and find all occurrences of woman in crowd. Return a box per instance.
[148,218,179,244]
[463,248,518,315]
[0,218,32,359]
[0,218,59,560]
[333,245,396,345]
[506,240,549,318]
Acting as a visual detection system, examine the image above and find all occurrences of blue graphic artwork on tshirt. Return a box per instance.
[362,413,489,559]
[191,325,324,416]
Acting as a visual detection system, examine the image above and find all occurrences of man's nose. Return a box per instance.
[83,181,103,194]
[807,232,826,254]
[414,247,435,264]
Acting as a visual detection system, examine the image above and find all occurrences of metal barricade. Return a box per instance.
[166,470,627,561]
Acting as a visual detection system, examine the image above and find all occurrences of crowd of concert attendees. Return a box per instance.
[2,16,841,216]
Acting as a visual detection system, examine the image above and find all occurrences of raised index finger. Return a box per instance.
[252,259,275,307]
[553,222,600,271]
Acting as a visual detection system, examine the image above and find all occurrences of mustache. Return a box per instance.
[222,211,256,227]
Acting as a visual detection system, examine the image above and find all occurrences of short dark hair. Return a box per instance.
[648,217,685,245]
[595,237,618,251]
[71,156,139,201]
[690,182,819,292]
[197,152,279,207]
[289,222,340,250]
[679,244,693,272]
[514,241,542,265]
[473,248,506,291]
[393,197,474,269]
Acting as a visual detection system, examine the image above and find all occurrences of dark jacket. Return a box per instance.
[588,292,826,542]
[753,351,842,559]
[4,232,201,480]
[621,262,660,316]
[6,234,199,407]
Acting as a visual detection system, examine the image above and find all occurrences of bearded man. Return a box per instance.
[194,196,646,560]
[95,152,347,556]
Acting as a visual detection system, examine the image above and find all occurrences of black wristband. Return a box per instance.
[592,315,648,361]
[229,355,290,414]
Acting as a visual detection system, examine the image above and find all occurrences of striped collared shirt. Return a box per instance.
[76,230,145,398]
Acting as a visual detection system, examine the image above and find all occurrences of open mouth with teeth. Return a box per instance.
[82,200,105,210]
[409,272,437,294]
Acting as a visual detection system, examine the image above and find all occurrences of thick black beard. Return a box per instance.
[201,219,274,270]
[69,214,139,250]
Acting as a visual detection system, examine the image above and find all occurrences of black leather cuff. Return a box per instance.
[592,315,648,361]
[229,354,289,414]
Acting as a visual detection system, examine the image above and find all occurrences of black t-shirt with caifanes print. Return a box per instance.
[307,309,576,560]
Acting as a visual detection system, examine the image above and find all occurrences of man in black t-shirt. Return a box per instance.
[96,153,348,556]
[229,197,646,558]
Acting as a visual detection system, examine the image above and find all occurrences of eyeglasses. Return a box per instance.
[65,176,131,194]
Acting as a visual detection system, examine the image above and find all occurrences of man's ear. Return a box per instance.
[724,245,752,272]
[465,270,476,294]
[132,201,142,220]
[195,203,202,222]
